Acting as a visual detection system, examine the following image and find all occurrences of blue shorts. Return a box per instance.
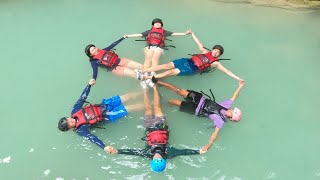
[172,58,199,76]
[101,95,128,122]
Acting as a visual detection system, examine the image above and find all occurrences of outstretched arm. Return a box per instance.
[212,61,244,82]
[76,124,106,149]
[105,146,150,158]
[71,79,96,114]
[230,81,245,101]
[90,61,98,80]
[191,31,208,54]
[166,147,201,159]
[125,33,144,38]
[201,127,220,152]
[102,36,126,51]
[171,29,192,36]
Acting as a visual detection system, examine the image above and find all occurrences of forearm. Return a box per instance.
[232,86,242,100]
[91,61,98,80]
[216,64,240,81]
[207,128,219,149]
[79,84,91,101]
[127,34,143,38]
[77,128,106,149]
[191,33,206,52]
[117,149,149,158]
[103,37,125,50]
[168,148,200,159]
[225,69,240,81]
[208,134,217,147]
[171,32,187,36]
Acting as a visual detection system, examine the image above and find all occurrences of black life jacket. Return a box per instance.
[197,99,228,122]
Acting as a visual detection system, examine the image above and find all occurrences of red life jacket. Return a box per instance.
[191,52,218,71]
[72,104,104,128]
[92,49,119,67]
[147,130,168,146]
[146,27,165,47]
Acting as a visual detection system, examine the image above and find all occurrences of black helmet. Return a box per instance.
[212,45,224,55]
[58,117,69,132]
[152,18,163,27]
[85,44,96,57]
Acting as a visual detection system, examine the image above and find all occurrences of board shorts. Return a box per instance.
[101,95,128,122]
[144,115,166,129]
[172,58,199,76]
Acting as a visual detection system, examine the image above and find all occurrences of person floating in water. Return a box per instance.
[84,35,143,81]
[151,77,245,152]
[105,80,207,173]
[142,30,244,82]
[57,79,144,153]
[125,18,192,70]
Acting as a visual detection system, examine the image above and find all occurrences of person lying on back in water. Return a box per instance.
[125,18,191,70]
[141,30,244,82]
[151,77,245,152]
[57,79,144,153]
[84,35,143,81]
[105,80,207,173]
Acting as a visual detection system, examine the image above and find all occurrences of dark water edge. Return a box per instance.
[212,0,320,10]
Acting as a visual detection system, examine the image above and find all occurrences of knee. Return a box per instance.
[169,69,178,75]
[164,62,174,69]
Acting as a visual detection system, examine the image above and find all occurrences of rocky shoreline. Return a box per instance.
[214,0,320,10]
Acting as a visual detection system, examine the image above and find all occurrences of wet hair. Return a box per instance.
[85,44,96,58]
[212,45,224,55]
[152,18,163,27]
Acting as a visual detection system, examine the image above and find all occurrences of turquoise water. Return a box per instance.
[1,0,320,179]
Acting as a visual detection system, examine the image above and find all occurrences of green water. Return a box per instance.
[1,0,320,179]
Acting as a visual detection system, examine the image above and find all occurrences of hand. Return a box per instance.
[89,79,96,86]
[237,77,244,83]
[123,34,128,38]
[185,29,192,35]
[200,144,210,154]
[104,146,118,154]
[239,81,245,88]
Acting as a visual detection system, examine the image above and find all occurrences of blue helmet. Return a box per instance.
[150,158,166,173]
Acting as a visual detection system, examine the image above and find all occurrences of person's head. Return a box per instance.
[150,153,166,173]
[58,117,76,132]
[152,18,163,28]
[225,107,242,122]
[211,45,224,58]
[85,44,99,58]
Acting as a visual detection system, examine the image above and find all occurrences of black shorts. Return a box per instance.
[180,90,203,115]
[184,90,203,103]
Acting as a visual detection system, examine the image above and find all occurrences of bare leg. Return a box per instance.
[119,57,143,70]
[124,103,144,112]
[144,48,154,70]
[120,92,142,103]
[169,99,182,108]
[145,68,180,79]
[111,66,138,79]
[143,89,152,116]
[157,80,189,98]
[144,62,175,73]
[153,85,164,117]
[151,50,163,67]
